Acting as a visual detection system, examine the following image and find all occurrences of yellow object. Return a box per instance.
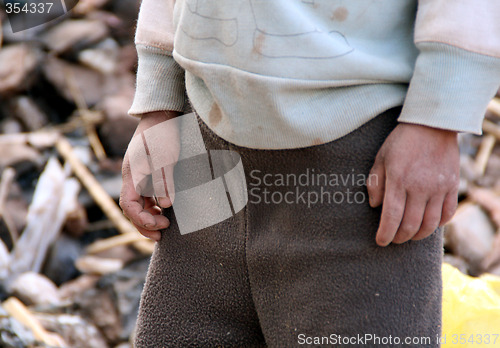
[442,263,500,347]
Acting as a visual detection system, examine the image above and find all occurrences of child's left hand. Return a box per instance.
[367,123,460,246]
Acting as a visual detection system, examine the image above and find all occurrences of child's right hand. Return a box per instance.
[119,110,180,241]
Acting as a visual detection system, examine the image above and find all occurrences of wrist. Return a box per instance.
[397,122,458,139]
[136,110,181,133]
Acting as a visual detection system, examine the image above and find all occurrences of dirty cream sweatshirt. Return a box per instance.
[129,0,500,149]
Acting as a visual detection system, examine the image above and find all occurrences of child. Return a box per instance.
[120,0,500,346]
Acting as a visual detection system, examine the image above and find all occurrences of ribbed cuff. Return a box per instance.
[398,42,500,134]
[128,45,186,116]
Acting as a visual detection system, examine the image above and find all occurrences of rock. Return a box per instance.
[58,274,100,301]
[98,117,137,157]
[75,255,124,275]
[94,245,137,264]
[75,258,149,344]
[98,158,124,174]
[42,234,83,286]
[76,287,122,344]
[458,133,479,157]
[42,56,133,108]
[458,177,468,197]
[86,10,123,33]
[98,258,149,342]
[477,153,500,188]
[98,83,135,120]
[64,201,89,238]
[99,174,124,199]
[35,313,108,348]
[0,44,40,95]
[488,263,500,277]
[3,195,29,239]
[109,0,141,24]
[79,38,120,74]
[459,154,477,182]
[0,181,28,241]
[42,19,109,54]
[42,56,106,107]
[444,203,496,275]
[0,144,41,170]
[96,72,137,158]
[9,272,60,306]
[0,118,23,134]
[117,44,138,73]
[468,186,500,229]
[74,0,112,15]
[9,96,49,131]
[443,254,470,275]
[481,232,500,274]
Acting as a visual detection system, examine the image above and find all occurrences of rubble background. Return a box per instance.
[0,1,499,347]
[0,1,149,346]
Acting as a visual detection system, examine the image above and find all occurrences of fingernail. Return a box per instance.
[159,197,172,208]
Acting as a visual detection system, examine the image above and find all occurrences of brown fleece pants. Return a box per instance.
[133,107,443,348]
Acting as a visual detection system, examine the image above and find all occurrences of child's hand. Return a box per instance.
[120,111,180,241]
[367,123,459,247]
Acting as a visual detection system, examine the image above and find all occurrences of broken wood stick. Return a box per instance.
[473,134,496,177]
[2,297,67,348]
[86,231,153,254]
[0,168,15,212]
[56,137,153,254]
[64,67,107,162]
[0,167,19,246]
[0,239,9,279]
[483,119,500,141]
[49,109,104,134]
[9,158,78,275]
[488,98,500,118]
[0,131,59,148]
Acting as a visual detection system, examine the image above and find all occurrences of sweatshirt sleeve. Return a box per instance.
[128,0,186,116]
[398,0,500,134]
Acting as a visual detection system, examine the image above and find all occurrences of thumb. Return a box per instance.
[367,158,385,208]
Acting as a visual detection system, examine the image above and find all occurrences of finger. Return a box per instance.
[439,190,458,226]
[127,197,169,240]
[412,196,443,241]
[393,194,427,244]
[121,183,160,229]
[145,204,163,216]
[143,205,170,230]
[376,180,406,247]
[121,158,142,203]
[137,197,170,229]
[153,162,176,208]
[133,223,162,242]
[124,144,152,196]
[164,164,176,205]
[367,159,385,208]
[157,196,172,209]
[120,181,150,228]
[121,159,170,230]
